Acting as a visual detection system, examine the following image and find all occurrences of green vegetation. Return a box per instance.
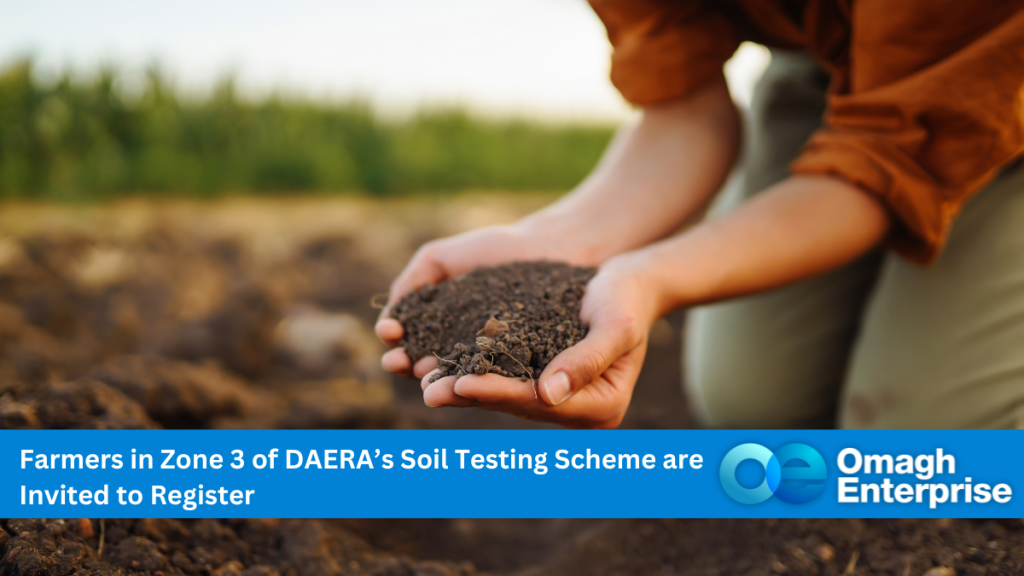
[0,60,617,200]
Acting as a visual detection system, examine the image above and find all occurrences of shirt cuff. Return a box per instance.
[791,131,970,264]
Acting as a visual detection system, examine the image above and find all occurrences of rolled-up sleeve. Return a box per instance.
[791,4,1024,263]
[588,0,740,105]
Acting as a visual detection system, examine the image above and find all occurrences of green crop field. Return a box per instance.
[0,60,618,201]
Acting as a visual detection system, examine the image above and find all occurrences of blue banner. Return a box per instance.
[1,430,1020,518]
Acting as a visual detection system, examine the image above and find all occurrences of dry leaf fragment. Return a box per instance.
[76,518,94,538]
[476,316,509,338]
[815,543,835,562]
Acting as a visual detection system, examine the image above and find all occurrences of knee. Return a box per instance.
[684,314,836,429]
[685,355,793,428]
[686,362,837,429]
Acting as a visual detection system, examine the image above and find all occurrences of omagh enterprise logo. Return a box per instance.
[720,443,827,504]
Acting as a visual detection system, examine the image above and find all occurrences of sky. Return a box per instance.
[1,0,770,122]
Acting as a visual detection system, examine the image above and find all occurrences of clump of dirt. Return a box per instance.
[0,518,474,576]
[87,355,258,429]
[391,262,595,382]
[518,518,1024,576]
[0,378,158,430]
[0,227,392,389]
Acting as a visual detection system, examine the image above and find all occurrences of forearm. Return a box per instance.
[624,175,891,319]
[518,78,740,265]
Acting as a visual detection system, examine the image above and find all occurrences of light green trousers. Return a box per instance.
[685,50,1024,429]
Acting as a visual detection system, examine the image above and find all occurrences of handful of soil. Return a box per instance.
[391,261,596,383]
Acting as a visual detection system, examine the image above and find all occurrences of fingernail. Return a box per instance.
[453,379,473,399]
[542,371,572,405]
[423,387,439,407]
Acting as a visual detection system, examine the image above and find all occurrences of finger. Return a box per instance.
[453,374,539,405]
[423,375,476,408]
[375,302,392,326]
[381,348,413,377]
[387,245,448,308]
[375,318,404,347]
[421,369,441,391]
[413,356,439,379]
[537,315,641,406]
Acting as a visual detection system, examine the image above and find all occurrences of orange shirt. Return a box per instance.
[589,0,1024,263]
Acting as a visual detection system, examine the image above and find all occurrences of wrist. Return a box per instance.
[611,233,717,319]
[601,249,672,326]
[514,207,616,266]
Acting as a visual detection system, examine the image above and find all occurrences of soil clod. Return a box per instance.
[391,262,596,382]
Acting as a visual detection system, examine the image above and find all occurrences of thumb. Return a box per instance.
[377,246,448,329]
[536,315,640,406]
[387,256,446,309]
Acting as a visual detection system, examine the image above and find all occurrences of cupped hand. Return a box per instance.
[375,223,580,379]
[420,255,660,428]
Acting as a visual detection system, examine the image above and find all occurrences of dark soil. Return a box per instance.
[7,516,1024,576]
[3,202,1024,575]
[0,518,473,576]
[0,378,157,430]
[518,518,1024,576]
[391,262,595,382]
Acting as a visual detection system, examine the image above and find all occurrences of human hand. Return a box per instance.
[419,254,660,428]
[375,223,586,380]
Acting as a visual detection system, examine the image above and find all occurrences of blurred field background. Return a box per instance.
[0,60,616,200]
[0,0,769,202]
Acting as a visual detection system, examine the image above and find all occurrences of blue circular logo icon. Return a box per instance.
[719,443,826,504]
